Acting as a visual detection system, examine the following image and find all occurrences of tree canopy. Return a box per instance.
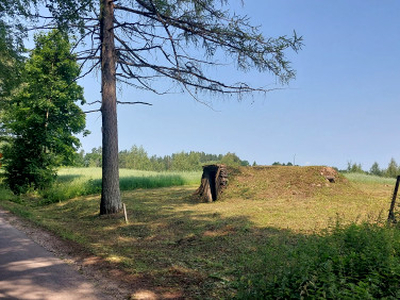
[0,22,23,96]
[84,146,249,171]
[2,30,87,193]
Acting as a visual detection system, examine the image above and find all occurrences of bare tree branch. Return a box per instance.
[86,100,102,105]
[117,101,152,106]
[84,109,101,114]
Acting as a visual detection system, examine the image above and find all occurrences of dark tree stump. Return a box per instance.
[195,164,228,202]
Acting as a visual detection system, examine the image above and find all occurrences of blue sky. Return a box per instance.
[78,1,400,171]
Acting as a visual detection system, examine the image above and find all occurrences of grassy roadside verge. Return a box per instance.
[0,167,399,298]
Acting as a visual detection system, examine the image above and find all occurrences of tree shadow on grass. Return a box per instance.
[91,186,398,299]
[91,186,297,299]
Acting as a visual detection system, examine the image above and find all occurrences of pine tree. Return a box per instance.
[3,0,302,213]
[369,162,381,176]
[385,158,398,178]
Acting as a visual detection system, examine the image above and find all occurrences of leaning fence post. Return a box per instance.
[388,175,400,223]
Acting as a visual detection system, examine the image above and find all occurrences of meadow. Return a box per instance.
[39,167,201,204]
[1,167,400,299]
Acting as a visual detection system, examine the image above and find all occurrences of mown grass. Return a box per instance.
[0,167,399,298]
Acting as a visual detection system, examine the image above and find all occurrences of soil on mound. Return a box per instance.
[222,166,350,200]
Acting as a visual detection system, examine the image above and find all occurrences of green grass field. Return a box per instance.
[343,172,396,185]
[38,167,201,203]
[1,166,399,299]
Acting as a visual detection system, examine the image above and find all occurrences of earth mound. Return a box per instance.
[222,166,349,200]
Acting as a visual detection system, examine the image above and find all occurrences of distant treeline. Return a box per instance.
[271,162,295,166]
[345,158,400,178]
[73,146,252,171]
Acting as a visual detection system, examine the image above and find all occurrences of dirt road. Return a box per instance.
[0,212,108,300]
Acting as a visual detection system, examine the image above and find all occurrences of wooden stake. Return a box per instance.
[123,203,129,224]
[388,175,400,223]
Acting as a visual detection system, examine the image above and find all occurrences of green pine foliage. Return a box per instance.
[385,158,399,178]
[346,161,365,174]
[84,146,248,171]
[2,30,86,194]
[369,162,382,176]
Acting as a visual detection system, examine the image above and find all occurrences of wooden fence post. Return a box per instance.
[388,175,400,223]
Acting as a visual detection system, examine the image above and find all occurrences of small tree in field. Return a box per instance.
[221,152,242,167]
[4,0,302,213]
[2,30,86,194]
[346,162,364,174]
[369,162,382,176]
[385,158,399,178]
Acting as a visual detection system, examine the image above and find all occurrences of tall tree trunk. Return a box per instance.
[99,0,121,215]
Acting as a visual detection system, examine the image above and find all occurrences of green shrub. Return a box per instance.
[0,185,18,202]
[235,222,400,299]
[2,141,58,194]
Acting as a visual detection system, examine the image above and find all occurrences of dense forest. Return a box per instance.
[74,146,251,171]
